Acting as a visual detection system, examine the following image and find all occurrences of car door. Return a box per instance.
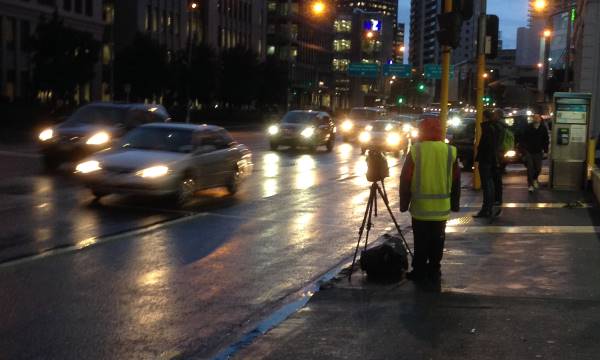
[190,131,232,188]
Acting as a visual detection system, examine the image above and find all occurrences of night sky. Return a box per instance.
[398,0,529,52]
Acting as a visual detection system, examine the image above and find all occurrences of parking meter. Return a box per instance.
[550,92,592,190]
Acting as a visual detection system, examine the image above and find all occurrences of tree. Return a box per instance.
[219,46,260,108]
[114,33,168,102]
[30,12,100,104]
[258,56,288,109]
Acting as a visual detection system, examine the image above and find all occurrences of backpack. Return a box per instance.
[498,124,515,154]
[360,234,409,281]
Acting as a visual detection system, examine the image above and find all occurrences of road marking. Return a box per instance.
[447,226,600,234]
[0,150,40,159]
[0,212,209,268]
[461,202,594,209]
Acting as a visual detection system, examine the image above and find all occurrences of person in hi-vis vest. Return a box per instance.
[400,118,461,283]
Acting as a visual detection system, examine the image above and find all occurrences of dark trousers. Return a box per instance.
[479,162,503,213]
[525,152,543,186]
[412,219,446,276]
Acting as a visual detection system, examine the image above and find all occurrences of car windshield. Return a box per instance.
[282,112,317,124]
[120,127,193,153]
[63,105,128,126]
[349,109,381,120]
[371,122,398,131]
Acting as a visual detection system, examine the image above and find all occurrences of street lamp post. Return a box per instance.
[186,2,199,123]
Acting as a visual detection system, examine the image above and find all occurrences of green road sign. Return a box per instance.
[383,64,412,78]
[424,64,455,79]
[348,63,379,78]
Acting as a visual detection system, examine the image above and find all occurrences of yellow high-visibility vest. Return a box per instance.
[409,141,457,221]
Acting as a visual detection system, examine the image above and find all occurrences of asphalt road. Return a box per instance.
[0,131,408,359]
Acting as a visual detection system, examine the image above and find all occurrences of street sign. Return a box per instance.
[383,64,412,78]
[348,63,379,78]
[424,64,455,79]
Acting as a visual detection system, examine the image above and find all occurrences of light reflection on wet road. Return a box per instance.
[0,132,408,359]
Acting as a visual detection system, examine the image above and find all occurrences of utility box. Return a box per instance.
[550,92,592,190]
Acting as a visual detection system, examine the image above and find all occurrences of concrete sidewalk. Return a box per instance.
[235,166,600,360]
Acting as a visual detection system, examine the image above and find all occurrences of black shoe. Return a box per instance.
[405,271,427,281]
[473,210,491,218]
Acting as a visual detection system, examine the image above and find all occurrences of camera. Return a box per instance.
[366,150,389,183]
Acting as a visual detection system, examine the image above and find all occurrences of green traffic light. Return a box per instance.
[418,84,426,92]
[397,97,405,104]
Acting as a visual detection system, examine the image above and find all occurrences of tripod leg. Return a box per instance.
[375,185,414,259]
[349,185,376,280]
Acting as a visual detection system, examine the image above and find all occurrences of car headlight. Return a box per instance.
[341,120,353,132]
[268,125,279,136]
[449,117,462,127]
[136,165,170,178]
[359,131,371,143]
[386,133,401,146]
[86,132,111,145]
[301,127,315,138]
[505,150,517,158]
[411,129,419,139]
[402,124,412,133]
[76,160,101,174]
[39,128,54,142]
[385,124,393,131]
[365,125,373,131]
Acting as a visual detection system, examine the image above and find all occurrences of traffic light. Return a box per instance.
[486,15,499,59]
[444,0,474,20]
[437,12,463,48]
[397,96,405,105]
[417,83,426,92]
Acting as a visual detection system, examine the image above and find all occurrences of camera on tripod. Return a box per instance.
[365,150,390,183]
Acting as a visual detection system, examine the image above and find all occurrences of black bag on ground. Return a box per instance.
[360,234,409,280]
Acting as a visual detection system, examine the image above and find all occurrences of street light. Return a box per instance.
[533,0,547,11]
[543,29,552,38]
[190,2,198,9]
[400,46,405,52]
[366,31,374,39]
[311,1,325,16]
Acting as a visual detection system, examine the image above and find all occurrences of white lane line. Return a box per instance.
[447,226,600,234]
[0,150,40,159]
[461,202,594,209]
[0,212,209,269]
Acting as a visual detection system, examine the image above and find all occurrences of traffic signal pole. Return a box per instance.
[440,0,453,138]
[473,0,487,190]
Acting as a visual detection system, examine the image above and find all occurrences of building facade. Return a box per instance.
[332,1,397,109]
[409,0,440,69]
[266,0,334,109]
[394,22,405,63]
[0,0,105,101]
[114,0,266,57]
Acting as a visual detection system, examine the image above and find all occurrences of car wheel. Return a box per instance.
[173,175,196,206]
[270,142,279,151]
[227,166,241,195]
[325,136,335,152]
[42,154,61,171]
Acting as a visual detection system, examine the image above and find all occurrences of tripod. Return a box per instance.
[348,179,414,280]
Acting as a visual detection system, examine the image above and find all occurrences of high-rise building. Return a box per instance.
[452,1,483,64]
[394,23,405,63]
[332,1,396,108]
[266,0,334,109]
[409,0,440,69]
[0,0,105,101]
[114,1,266,58]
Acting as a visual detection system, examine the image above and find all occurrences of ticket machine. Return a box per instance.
[550,92,592,190]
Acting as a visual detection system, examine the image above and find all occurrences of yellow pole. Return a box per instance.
[440,0,452,138]
[473,2,487,190]
[587,138,597,181]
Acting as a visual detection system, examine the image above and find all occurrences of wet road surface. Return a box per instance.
[0,131,408,359]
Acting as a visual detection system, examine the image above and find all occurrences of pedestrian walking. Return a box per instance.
[474,110,504,218]
[521,114,549,192]
[400,118,461,283]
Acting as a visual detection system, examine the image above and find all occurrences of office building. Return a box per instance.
[409,0,441,69]
[0,0,105,101]
[266,0,334,108]
[394,22,405,63]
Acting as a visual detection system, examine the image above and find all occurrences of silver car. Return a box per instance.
[75,123,253,204]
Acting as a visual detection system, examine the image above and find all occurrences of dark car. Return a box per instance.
[447,116,476,169]
[38,103,170,169]
[267,110,336,152]
[339,107,387,142]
